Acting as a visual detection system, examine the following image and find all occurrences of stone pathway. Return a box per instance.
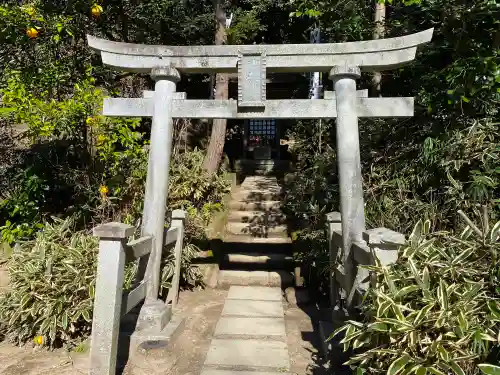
[219,176,294,288]
[200,286,291,375]
[0,287,326,375]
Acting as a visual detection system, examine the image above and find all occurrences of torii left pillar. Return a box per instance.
[137,66,180,329]
[329,65,366,298]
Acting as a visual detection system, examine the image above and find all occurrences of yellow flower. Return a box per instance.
[86,116,94,125]
[24,6,36,17]
[91,4,103,18]
[26,27,39,39]
[34,335,44,345]
[99,185,109,195]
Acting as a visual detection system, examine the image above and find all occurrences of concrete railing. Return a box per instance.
[89,209,186,375]
[326,212,405,310]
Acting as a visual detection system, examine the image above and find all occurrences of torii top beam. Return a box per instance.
[86,29,433,74]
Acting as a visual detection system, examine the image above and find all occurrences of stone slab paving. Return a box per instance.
[222,299,283,318]
[217,270,294,288]
[201,286,292,374]
[215,317,286,337]
[201,371,291,375]
[227,286,282,301]
[204,339,289,368]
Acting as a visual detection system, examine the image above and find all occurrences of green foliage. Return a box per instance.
[332,210,500,374]
[0,72,150,242]
[169,148,230,210]
[363,118,499,234]
[160,243,204,295]
[227,9,265,44]
[0,168,47,243]
[0,217,100,347]
[0,213,210,348]
[284,0,500,289]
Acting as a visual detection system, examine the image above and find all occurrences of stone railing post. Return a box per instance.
[167,209,186,309]
[90,222,134,375]
[326,212,342,307]
[363,228,404,288]
[329,65,366,298]
[139,66,181,300]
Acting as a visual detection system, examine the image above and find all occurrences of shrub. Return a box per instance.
[332,208,500,375]
[0,72,149,242]
[0,215,207,348]
[160,242,204,296]
[169,148,230,210]
[0,217,100,347]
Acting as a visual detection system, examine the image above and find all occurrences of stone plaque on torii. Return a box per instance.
[87,27,433,332]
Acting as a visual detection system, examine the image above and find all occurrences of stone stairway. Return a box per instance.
[218,176,294,288]
[201,286,291,374]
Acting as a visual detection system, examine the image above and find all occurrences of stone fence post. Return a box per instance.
[326,212,405,312]
[363,227,405,287]
[326,212,342,307]
[166,209,186,309]
[90,222,134,375]
[347,228,405,306]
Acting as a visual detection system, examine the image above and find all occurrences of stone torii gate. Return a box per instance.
[87,27,433,328]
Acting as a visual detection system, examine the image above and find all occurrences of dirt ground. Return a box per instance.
[0,287,328,375]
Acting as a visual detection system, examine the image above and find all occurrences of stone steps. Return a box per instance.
[239,175,285,187]
[222,253,293,271]
[225,222,288,237]
[217,270,294,288]
[201,286,291,374]
[228,200,282,212]
[225,252,293,265]
[227,210,286,225]
[223,234,292,245]
[221,176,293,288]
[231,190,281,202]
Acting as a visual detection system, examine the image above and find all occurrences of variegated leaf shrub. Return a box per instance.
[332,209,500,375]
[0,216,203,347]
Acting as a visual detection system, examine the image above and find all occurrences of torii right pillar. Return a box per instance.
[329,65,366,286]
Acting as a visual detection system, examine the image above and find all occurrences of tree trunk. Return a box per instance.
[371,1,386,97]
[203,0,229,175]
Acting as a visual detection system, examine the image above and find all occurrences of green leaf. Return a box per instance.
[0,107,15,117]
[448,362,465,375]
[478,364,500,375]
[409,220,423,246]
[427,367,446,375]
[20,294,31,309]
[394,285,420,299]
[437,344,450,361]
[378,300,392,317]
[382,267,397,294]
[387,355,410,375]
[368,322,389,332]
[81,310,91,323]
[422,267,430,292]
[437,279,448,310]
[330,325,349,340]
[413,303,434,325]
[478,332,496,341]
[423,220,431,234]
[487,301,500,320]
[61,311,68,330]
